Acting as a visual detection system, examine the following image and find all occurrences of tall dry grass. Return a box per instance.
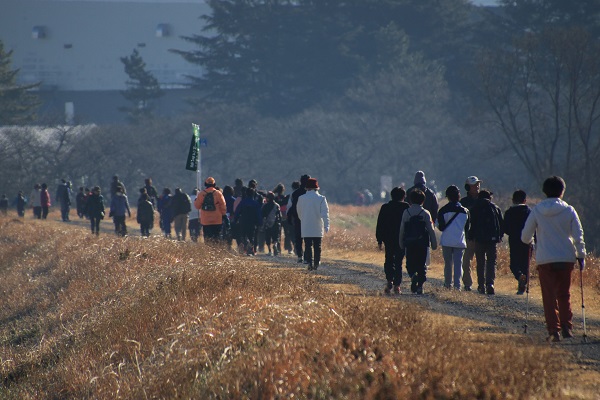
[0,213,585,398]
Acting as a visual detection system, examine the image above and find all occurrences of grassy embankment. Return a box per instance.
[0,206,597,398]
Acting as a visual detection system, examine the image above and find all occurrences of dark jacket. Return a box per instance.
[137,199,155,226]
[468,198,504,243]
[171,191,192,216]
[85,194,105,219]
[460,194,477,210]
[287,187,307,223]
[503,204,531,246]
[376,200,410,246]
[235,197,262,228]
[407,184,439,223]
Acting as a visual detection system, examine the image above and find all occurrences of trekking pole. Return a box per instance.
[580,267,588,343]
[524,267,530,334]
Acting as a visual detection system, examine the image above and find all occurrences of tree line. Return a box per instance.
[1,0,600,249]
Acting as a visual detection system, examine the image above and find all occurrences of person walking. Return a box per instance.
[110,186,131,236]
[399,189,438,294]
[521,176,586,342]
[437,185,470,290]
[16,191,26,217]
[274,183,294,254]
[110,175,127,198]
[194,177,227,244]
[157,188,174,238]
[262,192,282,256]
[503,190,533,295]
[143,178,159,208]
[469,189,503,295]
[55,179,72,222]
[287,175,310,263]
[40,183,51,219]
[188,188,201,242]
[235,187,262,255]
[296,178,330,271]
[76,187,87,218]
[30,183,42,219]
[85,186,105,235]
[172,187,192,241]
[376,187,409,294]
[137,193,155,237]
[460,176,481,291]
[406,171,439,223]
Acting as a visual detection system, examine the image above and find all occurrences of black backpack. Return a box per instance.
[477,202,502,243]
[403,210,429,247]
[201,191,216,211]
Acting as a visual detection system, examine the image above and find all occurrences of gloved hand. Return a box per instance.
[577,258,585,271]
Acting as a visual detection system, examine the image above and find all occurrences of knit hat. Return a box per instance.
[305,178,319,189]
[414,171,426,185]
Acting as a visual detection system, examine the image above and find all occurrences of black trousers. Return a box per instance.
[303,237,322,266]
[203,224,222,244]
[294,219,304,259]
[384,241,405,286]
[405,244,428,284]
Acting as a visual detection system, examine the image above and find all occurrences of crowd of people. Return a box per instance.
[0,171,586,342]
[376,171,586,342]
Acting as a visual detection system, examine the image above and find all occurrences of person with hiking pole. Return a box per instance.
[521,176,586,342]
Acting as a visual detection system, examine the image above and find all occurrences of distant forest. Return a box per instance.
[2,0,600,248]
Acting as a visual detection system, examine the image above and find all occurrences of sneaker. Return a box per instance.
[562,328,574,339]
[384,281,393,294]
[547,332,561,342]
[267,251,272,256]
[314,262,319,270]
[393,285,401,294]
[486,285,495,295]
[297,257,303,263]
[307,263,313,271]
[410,275,418,294]
[416,284,424,295]
[477,285,486,294]
[463,286,472,292]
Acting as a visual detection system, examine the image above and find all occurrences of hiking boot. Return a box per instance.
[384,281,393,294]
[477,285,486,294]
[486,285,495,295]
[547,332,561,342]
[416,284,424,295]
[562,328,574,339]
[393,285,401,295]
[410,275,419,294]
[516,274,527,294]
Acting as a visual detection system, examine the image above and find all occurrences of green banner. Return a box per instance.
[185,123,200,171]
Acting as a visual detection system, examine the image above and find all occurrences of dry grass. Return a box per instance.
[0,210,592,399]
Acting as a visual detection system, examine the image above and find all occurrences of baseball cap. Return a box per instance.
[465,176,481,185]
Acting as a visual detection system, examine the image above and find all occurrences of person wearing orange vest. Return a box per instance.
[194,177,227,244]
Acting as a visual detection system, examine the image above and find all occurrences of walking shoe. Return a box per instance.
[547,332,561,342]
[517,274,527,294]
[314,262,319,270]
[562,328,574,339]
[410,275,419,294]
[486,285,495,295]
[393,285,401,294]
[463,286,472,292]
[416,283,424,295]
[477,285,486,294]
[297,257,303,263]
[384,281,393,294]
[267,251,273,256]
[307,263,313,271]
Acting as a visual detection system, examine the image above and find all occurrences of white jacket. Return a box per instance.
[521,198,586,265]
[296,190,330,238]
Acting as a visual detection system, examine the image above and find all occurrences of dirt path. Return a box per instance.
[261,251,600,398]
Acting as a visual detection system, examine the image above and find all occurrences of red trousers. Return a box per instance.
[537,263,574,335]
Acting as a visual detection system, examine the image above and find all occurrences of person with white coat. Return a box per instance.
[296,178,330,271]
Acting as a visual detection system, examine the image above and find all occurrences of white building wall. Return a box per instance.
[0,0,209,91]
